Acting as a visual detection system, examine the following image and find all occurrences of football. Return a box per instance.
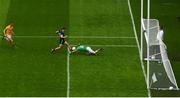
[169,86,173,90]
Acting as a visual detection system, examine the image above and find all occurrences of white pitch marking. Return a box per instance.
[0,35,135,39]
[69,36,135,39]
[71,44,137,48]
[127,0,151,97]
[67,48,70,97]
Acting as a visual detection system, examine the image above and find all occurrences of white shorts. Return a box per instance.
[5,34,12,41]
[86,47,95,53]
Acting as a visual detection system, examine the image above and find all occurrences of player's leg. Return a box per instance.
[7,35,16,47]
[56,44,63,50]
[87,47,96,55]
[51,39,65,53]
[51,44,63,53]
[6,35,12,41]
[4,35,9,41]
[87,47,102,55]
[95,48,102,53]
[64,41,71,50]
[10,39,16,48]
[51,39,64,53]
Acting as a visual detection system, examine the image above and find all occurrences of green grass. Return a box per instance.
[0,0,10,31]
[70,47,146,96]
[0,38,67,96]
[0,0,148,97]
[130,0,180,96]
[150,0,180,96]
[0,0,68,96]
[69,0,147,97]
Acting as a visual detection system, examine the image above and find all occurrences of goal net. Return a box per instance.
[142,19,179,90]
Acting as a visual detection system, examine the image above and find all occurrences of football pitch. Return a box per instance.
[0,0,179,97]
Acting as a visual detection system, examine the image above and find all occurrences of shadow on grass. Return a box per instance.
[151,90,180,97]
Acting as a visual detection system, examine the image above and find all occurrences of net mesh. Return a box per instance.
[142,19,179,90]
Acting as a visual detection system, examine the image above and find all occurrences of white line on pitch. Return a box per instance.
[67,48,70,97]
[0,35,135,39]
[127,0,151,97]
[69,36,135,39]
[71,44,137,48]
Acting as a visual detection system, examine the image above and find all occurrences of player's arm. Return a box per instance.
[3,28,7,35]
[56,30,59,34]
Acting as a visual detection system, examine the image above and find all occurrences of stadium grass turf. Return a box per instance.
[69,0,147,97]
[130,0,180,96]
[0,0,10,31]
[0,0,68,96]
[0,0,148,97]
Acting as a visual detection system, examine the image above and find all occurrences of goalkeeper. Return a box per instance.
[70,44,102,55]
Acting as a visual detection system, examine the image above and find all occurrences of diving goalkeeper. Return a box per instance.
[70,44,102,55]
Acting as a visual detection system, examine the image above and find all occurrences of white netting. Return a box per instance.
[142,19,159,46]
[142,19,179,90]
[160,41,179,89]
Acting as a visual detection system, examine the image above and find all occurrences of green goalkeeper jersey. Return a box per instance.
[76,45,88,52]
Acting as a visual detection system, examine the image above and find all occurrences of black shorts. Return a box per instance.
[59,39,65,45]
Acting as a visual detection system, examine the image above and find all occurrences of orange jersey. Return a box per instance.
[4,25,14,35]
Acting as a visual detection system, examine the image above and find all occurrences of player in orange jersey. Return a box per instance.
[2,23,16,47]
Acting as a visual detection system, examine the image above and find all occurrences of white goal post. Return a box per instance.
[141,18,179,90]
[140,0,179,91]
